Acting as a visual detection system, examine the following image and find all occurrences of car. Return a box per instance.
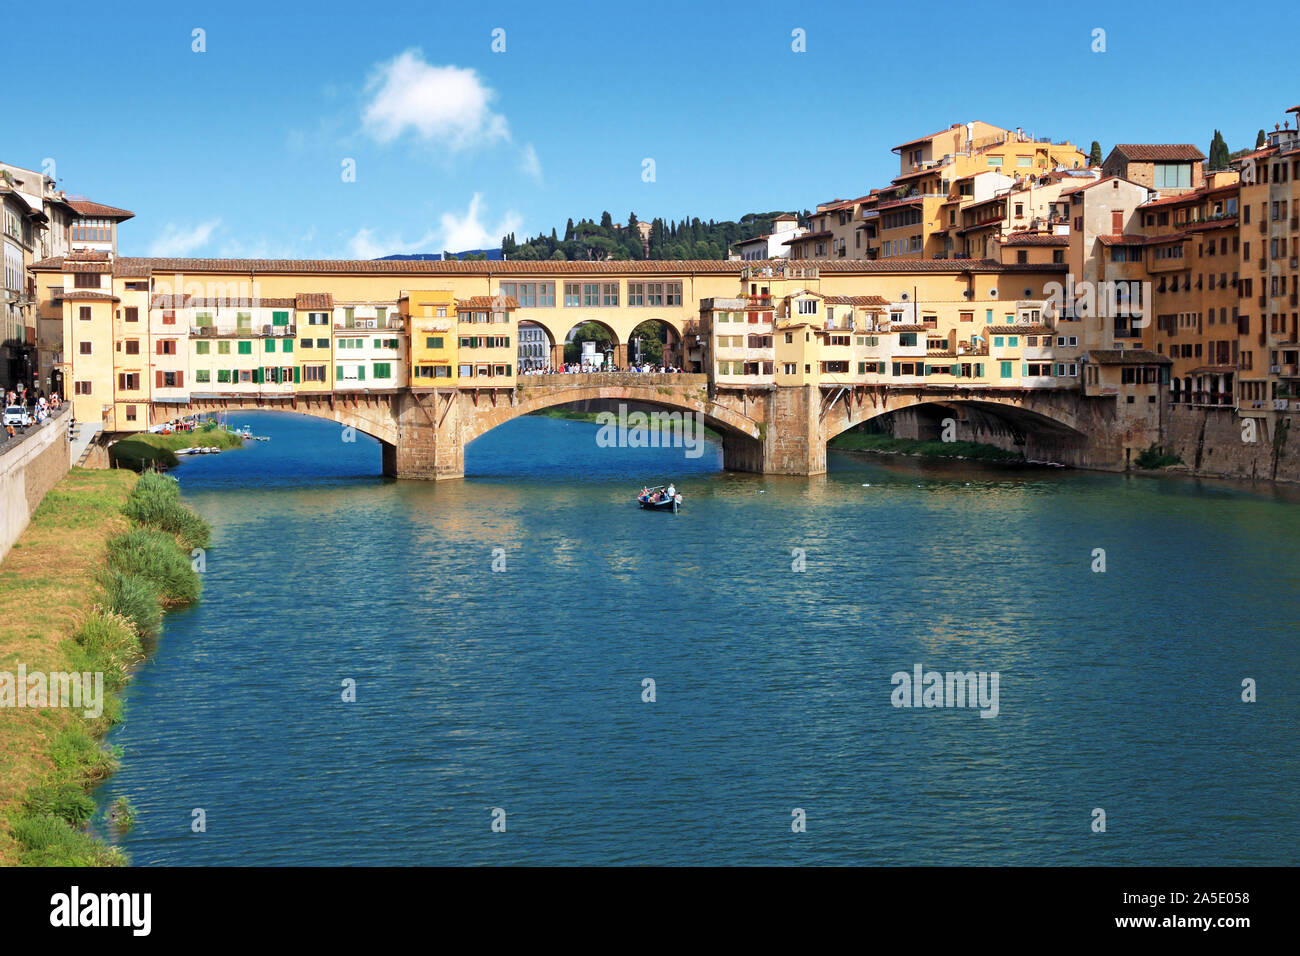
[3,405,33,428]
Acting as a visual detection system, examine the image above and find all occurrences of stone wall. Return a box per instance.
[1163,405,1300,483]
[0,407,71,563]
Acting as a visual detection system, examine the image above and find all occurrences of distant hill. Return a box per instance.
[378,249,504,261]
[502,211,807,261]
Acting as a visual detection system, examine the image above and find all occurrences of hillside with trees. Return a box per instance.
[501,210,806,261]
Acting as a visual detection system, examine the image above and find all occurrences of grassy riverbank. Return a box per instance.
[0,469,208,865]
[829,431,1024,463]
[109,422,243,471]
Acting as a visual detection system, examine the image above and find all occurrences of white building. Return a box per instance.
[731,214,805,261]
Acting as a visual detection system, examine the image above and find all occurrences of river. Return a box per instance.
[96,411,1300,865]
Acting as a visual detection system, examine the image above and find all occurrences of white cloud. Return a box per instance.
[148,219,221,256]
[361,50,509,150]
[348,194,522,258]
[521,143,542,184]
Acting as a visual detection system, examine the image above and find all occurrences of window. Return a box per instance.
[265,339,276,352]
[499,282,554,307]
[627,283,644,307]
[1000,361,1013,378]
[317,338,328,348]
[217,341,231,354]
[307,312,329,326]
[426,336,444,349]
[797,298,818,315]
[1153,163,1192,189]
[217,369,231,383]
[272,310,290,327]
[117,373,140,391]
[79,306,92,321]
[195,341,210,354]
[125,306,139,323]
[125,405,137,421]
[373,363,392,378]
[73,272,101,289]
[238,340,252,354]
[155,339,177,355]
[564,282,580,307]
[195,370,210,383]
[74,381,92,395]
[602,282,619,307]
[125,339,140,355]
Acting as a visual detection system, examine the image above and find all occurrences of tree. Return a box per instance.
[600,210,613,232]
[563,218,575,241]
[1256,129,1267,148]
[1208,130,1230,170]
[1088,141,1103,166]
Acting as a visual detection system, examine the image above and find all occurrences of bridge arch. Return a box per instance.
[627,318,683,368]
[821,388,1088,463]
[171,394,401,448]
[460,376,763,449]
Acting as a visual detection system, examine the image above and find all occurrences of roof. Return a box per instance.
[893,123,966,152]
[1109,144,1206,163]
[28,255,1063,278]
[1097,234,1146,247]
[822,295,890,307]
[1087,349,1172,365]
[987,325,1054,335]
[1002,233,1069,246]
[295,292,334,309]
[65,199,134,220]
[457,296,519,310]
[58,291,119,302]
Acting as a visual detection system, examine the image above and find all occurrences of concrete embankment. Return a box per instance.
[0,406,72,563]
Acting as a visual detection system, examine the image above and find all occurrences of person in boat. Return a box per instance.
[666,483,676,499]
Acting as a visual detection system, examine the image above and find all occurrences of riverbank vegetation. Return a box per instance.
[1134,444,1185,470]
[109,422,242,472]
[829,431,1024,462]
[0,468,209,865]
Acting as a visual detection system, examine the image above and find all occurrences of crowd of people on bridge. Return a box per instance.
[521,363,687,375]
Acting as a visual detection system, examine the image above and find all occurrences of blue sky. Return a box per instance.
[8,0,1298,259]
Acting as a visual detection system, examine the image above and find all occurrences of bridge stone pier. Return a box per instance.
[147,374,1133,479]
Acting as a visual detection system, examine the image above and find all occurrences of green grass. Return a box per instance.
[106,527,202,606]
[121,475,210,550]
[830,431,1024,462]
[0,466,210,866]
[109,423,242,472]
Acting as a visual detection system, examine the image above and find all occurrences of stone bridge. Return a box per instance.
[153,374,1125,478]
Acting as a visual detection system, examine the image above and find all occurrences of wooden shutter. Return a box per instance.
[293,366,300,384]
[175,370,184,387]
[155,370,164,388]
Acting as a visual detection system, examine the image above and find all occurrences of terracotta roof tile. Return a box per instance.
[295,292,334,309]
[456,295,519,310]
[66,199,134,220]
[1111,144,1206,162]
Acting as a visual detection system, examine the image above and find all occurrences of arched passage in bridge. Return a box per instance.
[627,318,683,369]
[517,320,553,372]
[175,394,401,460]
[821,390,1089,464]
[556,319,620,368]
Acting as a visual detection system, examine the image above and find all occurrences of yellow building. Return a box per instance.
[403,290,457,387]
[455,295,518,385]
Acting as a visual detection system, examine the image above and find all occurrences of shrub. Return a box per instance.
[1134,444,1183,469]
[101,570,162,637]
[25,783,96,826]
[106,527,201,606]
[11,812,125,867]
[69,608,143,689]
[122,485,209,550]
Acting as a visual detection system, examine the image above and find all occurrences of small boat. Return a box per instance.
[637,485,682,513]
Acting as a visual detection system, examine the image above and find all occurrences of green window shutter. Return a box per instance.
[337,365,344,379]
[266,339,275,352]
[294,366,301,384]
[357,366,365,381]
[272,310,289,326]
[283,338,293,352]
[238,340,251,354]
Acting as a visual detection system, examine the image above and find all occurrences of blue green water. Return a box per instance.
[97,411,1300,865]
